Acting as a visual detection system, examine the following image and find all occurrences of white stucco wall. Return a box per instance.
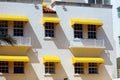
[111,0,120,58]
[0,1,117,80]
[111,1,120,78]
[54,4,116,80]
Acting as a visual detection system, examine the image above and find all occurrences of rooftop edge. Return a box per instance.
[51,1,112,9]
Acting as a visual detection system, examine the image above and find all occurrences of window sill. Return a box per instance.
[73,38,82,41]
[44,37,56,40]
[74,73,84,76]
[88,73,99,75]
[44,73,55,76]
[13,73,25,75]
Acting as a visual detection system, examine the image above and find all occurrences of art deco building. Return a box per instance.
[0,0,117,80]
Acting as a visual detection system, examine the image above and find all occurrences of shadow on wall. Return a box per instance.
[98,27,113,50]
[25,63,39,80]
[80,64,111,80]
[28,49,40,63]
[27,23,42,49]
[53,24,69,49]
[101,50,112,65]
[44,63,69,80]
[70,48,104,57]
[1,63,38,80]
[1,75,26,80]
[26,23,41,63]
[98,27,114,65]
[99,64,114,80]
[117,57,120,69]
[0,46,29,55]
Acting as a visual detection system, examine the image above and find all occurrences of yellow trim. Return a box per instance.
[0,56,29,62]
[71,18,103,26]
[42,2,47,7]
[42,17,60,24]
[72,57,104,64]
[0,15,28,21]
[43,56,61,63]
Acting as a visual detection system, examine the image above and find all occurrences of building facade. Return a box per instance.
[111,0,120,78]
[0,0,117,80]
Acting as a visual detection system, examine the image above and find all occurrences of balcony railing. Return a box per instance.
[69,39,105,48]
[1,37,31,46]
[14,37,31,46]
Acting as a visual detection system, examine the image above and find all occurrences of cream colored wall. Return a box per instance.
[111,0,120,58]
[0,1,116,80]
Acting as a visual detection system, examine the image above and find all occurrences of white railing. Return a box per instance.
[69,39,105,48]
[14,37,31,46]
[1,37,31,46]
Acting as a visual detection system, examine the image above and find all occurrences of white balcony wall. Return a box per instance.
[1,37,31,46]
[69,39,104,48]
[14,37,31,46]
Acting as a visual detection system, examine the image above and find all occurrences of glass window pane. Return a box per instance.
[74,24,83,39]
[88,25,96,39]
[96,0,102,4]
[45,23,55,37]
[88,63,98,74]
[13,21,24,36]
[88,0,95,4]
[117,7,120,18]
[14,62,24,74]
[0,61,9,73]
[45,62,55,74]
[104,0,110,5]
[74,63,84,74]
[0,21,8,35]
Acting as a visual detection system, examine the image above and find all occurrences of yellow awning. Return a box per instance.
[0,56,29,62]
[42,17,60,24]
[43,56,61,63]
[0,15,28,21]
[71,18,103,26]
[72,57,104,64]
[42,2,47,7]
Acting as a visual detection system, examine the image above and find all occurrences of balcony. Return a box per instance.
[0,36,31,52]
[0,37,31,52]
[1,37,31,47]
[69,39,105,49]
[14,37,31,46]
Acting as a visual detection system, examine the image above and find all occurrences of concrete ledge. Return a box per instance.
[112,78,120,80]
[52,1,112,9]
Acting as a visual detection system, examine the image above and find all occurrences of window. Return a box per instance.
[0,21,8,35]
[88,0,95,4]
[74,24,83,39]
[88,0,110,4]
[119,36,120,46]
[45,62,55,74]
[45,22,55,38]
[74,63,84,74]
[96,0,102,4]
[117,7,120,18]
[88,25,96,39]
[88,63,98,74]
[14,62,24,74]
[104,0,110,5]
[14,21,24,36]
[0,61,9,73]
